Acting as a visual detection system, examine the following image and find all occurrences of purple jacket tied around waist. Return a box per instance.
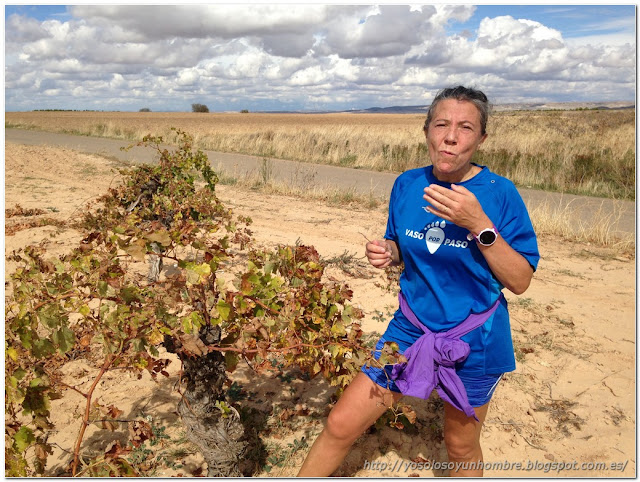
[390,292,503,421]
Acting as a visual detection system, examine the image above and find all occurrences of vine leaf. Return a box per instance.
[128,420,153,448]
[13,426,35,453]
[124,244,146,262]
[52,326,75,354]
[145,230,172,246]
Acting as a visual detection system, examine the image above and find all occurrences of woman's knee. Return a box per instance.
[324,404,364,444]
[321,372,399,444]
[444,431,481,461]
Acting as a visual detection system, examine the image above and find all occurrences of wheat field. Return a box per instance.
[5,109,635,199]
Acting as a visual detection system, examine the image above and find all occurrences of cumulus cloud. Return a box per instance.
[4,5,635,111]
[70,4,328,41]
[5,14,50,42]
[260,32,316,58]
[405,14,634,86]
[321,5,439,59]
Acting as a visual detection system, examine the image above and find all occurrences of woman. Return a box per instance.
[297,86,539,477]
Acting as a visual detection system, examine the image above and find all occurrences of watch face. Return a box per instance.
[479,229,497,245]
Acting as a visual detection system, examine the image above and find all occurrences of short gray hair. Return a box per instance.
[424,86,491,135]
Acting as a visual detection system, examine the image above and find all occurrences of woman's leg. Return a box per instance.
[443,401,490,477]
[297,372,403,477]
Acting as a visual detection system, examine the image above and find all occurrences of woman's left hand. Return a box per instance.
[424,183,535,295]
[423,183,491,234]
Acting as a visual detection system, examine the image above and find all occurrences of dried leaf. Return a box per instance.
[279,408,294,421]
[101,420,118,431]
[107,404,124,419]
[294,404,310,416]
[104,440,132,458]
[124,244,146,261]
[179,333,207,356]
[146,229,172,247]
[34,443,50,461]
[401,404,417,424]
[128,420,153,448]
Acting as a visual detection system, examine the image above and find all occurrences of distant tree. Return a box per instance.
[139,107,151,112]
[240,109,249,114]
[192,103,210,113]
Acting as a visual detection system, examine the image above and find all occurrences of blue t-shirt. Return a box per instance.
[382,164,540,376]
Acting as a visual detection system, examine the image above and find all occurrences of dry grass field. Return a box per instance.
[5,109,635,199]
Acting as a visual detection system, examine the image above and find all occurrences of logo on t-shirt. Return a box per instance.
[424,220,470,253]
[426,220,446,254]
[404,220,470,253]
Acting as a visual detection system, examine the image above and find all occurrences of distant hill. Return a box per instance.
[346,105,429,114]
[344,101,634,114]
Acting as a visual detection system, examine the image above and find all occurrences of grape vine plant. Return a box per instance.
[5,129,378,476]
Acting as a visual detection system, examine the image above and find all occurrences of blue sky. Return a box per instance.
[4,4,636,112]
[5,5,70,22]
[454,5,635,40]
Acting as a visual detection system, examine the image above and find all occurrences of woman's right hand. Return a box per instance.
[365,239,394,269]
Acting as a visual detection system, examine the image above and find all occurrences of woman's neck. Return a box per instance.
[432,164,481,184]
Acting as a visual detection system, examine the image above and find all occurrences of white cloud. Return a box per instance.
[289,65,327,86]
[69,4,329,40]
[227,48,269,78]
[5,14,49,43]
[475,16,563,55]
[4,5,635,111]
[322,5,439,59]
[176,69,200,86]
[566,34,636,49]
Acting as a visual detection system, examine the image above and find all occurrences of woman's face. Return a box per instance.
[424,98,487,183]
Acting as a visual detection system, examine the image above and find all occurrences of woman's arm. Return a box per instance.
[473,236,534,295]
[423,183,534,295]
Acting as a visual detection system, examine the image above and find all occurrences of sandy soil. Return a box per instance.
[4,141,636,477]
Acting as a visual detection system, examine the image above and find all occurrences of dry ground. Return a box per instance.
[4,142,636,477]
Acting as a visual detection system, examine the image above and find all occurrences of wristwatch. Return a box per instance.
[468,225,498,246]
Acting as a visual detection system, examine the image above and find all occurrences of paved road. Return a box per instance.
[5,128,635,236]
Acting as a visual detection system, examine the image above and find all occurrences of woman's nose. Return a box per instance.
[444,127,457,143]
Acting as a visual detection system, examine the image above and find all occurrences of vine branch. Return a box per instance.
[71,353,117,477]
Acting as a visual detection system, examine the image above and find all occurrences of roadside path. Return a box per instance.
[5,128,635,236]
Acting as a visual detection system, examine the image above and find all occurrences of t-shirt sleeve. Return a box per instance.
[384,176,401,242]
[497,181,540,271]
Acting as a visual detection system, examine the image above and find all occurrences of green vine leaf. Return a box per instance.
[37,304,63,329]
[31,338,55,359]
[13,426,36,453]
[52,326,75,354]
[216,300,232,322]
[7,345,19,362]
